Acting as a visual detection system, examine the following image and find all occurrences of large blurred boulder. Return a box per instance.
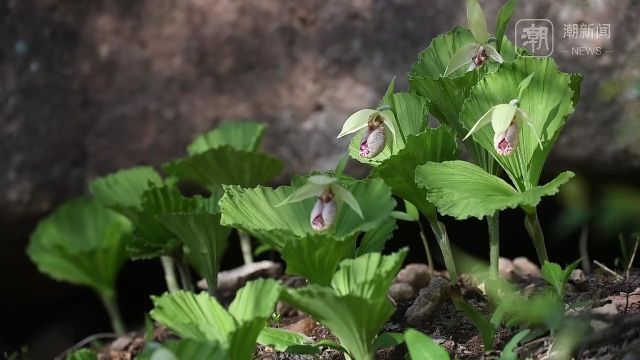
[2,0,639,219]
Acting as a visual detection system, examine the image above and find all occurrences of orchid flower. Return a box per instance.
[462,74,543,156]
[276,175,363,231]
[337,106,397,159]
[444,0,503,77]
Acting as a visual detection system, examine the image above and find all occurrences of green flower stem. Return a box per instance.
[417,219,435,273]
[99,291,125,335]
[425,213,458,284]
[160,256,180,293]
[175,257,194,292]
[524,208,549,264]
[487,213,500,279]
[238,230,254,265]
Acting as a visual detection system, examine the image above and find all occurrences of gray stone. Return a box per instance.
[395,263,431,290]
[405,277,451,327]
[389,282,415,302]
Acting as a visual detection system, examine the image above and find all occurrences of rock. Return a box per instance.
[283,317,316,336]
[513,257,541,278]
[569,269,589,291]
[405,277,451,327]
[499,257,515,280]
[389,282,415,302]
[395,263,431,290]
[196,260,282,293]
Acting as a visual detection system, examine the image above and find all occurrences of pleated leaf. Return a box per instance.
[150,290,235,344]
[127,186,199,259]
[356,218,397,255]
[331,248,407,300]
[187,121,266,155]
[158,212,231,290]
[89,166,163,220]
[373,127,459,217]
[257,327,315,353]
[405,329,451,360]
[220,178,395,251]
[282,235,357,286]
[151,279,280,360]
[137,339,226,360]
[415,161,574,220]
[459,57,581,190]
[27,198,130,296]
[348,92,429,165]
[282,286,395,360]
[164,146,282,193]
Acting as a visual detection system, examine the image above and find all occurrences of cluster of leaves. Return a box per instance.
[26,0,592,359]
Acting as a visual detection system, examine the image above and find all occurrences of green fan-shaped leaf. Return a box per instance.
[27,198,130,295]
[138,339,227,360]
[220,178,395,251]
[374,127,459,217]
[66,348,98,360]
[356,218,397,255]
[282,235,357,286]
[282,286,395,360]
[127,186,199,260]
[459,57,580,190]
[158,212,231,291]
[331,248,407,300]
[150,290,235,344]
[164,146,282,193]
[257,327,314,353]
[187,121,266,155]
[151,279,280,360]
[348,92,429,165]
[415,161,574,220]
[405,329,451,360]
[89,166,163,219]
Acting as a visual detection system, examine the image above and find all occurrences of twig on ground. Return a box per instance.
[594,260,624,281]
[579,225,591,275]
[55,332,118,360]
[626,237,639,281]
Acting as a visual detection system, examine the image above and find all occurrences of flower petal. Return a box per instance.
[276,182,324,207]
[516,109,543,150]
[466,0,489,44]
[331,183,363,219]
[462,104,499,141]
[379,110,397,151]
[490,103,518,135]
[337,109,377,138]
[308,175,338,186]
[484,43,504,64]
[444,43,481,77]
[517,72,536,100]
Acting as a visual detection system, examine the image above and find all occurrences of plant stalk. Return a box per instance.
[175,257,194,291]
[238,230,254,264]
[524,209,549,265]
[487,213,500,280]
[417,219,434,273]
[160,256,180,293]
[100,291,125,335]
[426,215,458,284]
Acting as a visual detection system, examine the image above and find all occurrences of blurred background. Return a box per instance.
[1,0,639,358]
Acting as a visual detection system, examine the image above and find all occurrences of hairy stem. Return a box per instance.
[238,230,254,265]
[487,213,500,279]
[417,219,434,273]
[160,256,180,293]
[100,291,125,335]
[175,257,194,292]
[524,209,549,264]
[426,214,458,284]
